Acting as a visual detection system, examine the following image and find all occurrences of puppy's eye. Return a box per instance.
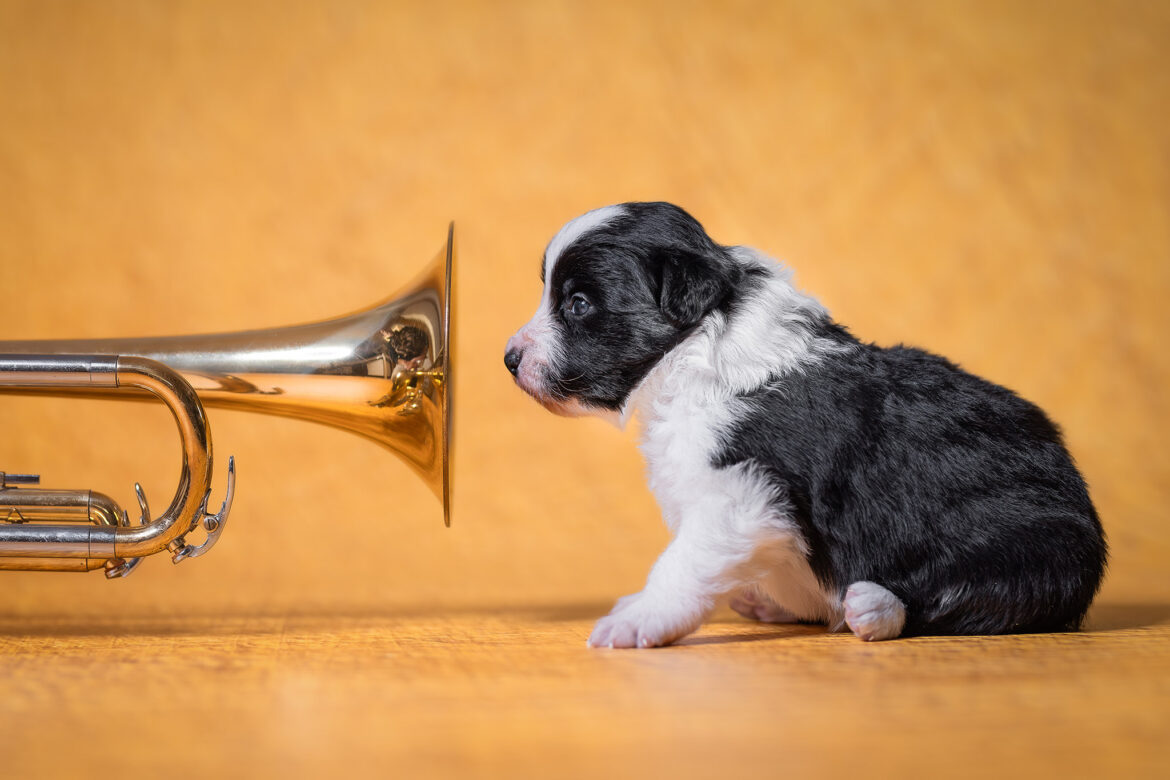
[567,293,592,317]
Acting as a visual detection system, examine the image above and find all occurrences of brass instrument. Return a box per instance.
[0,225,454,577]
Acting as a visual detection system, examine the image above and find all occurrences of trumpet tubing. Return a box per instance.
[0,224,454,576]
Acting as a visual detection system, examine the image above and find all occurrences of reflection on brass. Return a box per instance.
[0,224,455,576]
[193,373,285,396]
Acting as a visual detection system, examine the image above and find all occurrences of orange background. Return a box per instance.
[3,2,1169,776]
[0,1,1165,626]
[3,0,1166,617]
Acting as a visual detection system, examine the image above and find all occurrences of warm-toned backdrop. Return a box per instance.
[1,1,1167,777]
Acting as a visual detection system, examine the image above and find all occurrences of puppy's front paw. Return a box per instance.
[587,593,702,649]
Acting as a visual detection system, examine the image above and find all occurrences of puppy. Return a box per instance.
[505,202,1106,647]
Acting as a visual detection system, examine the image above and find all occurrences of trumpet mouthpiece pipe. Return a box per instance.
[0,355,118,387]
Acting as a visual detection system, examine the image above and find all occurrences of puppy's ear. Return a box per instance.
[657,247,738,328]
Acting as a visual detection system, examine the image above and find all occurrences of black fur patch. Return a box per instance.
[715,319,1107,635]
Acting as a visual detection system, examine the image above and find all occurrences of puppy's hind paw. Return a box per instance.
[729,587,800,624]
[844,581,906,641]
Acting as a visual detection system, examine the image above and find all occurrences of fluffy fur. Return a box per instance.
[505,202,1106,647]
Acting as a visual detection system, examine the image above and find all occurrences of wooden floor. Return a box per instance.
[2,606,1169,778]
[2,0,1169,777]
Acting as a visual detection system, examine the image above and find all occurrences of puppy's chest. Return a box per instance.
[637,391,730,532]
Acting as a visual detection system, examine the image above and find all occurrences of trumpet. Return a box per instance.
[0,225,454,577]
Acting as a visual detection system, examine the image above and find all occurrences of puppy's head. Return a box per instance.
[505,202,741,417]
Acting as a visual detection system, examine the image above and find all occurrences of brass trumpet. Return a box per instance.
[0,225,454,577]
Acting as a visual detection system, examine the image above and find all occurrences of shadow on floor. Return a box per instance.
[1084,602,1170,632]
[4,601,1165,640]
[679,626,825,646]
[0,600,615,638]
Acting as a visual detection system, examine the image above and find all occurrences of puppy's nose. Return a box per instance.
[504,348,523,376]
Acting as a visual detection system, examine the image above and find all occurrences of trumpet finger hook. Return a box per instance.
[171,455,236,563]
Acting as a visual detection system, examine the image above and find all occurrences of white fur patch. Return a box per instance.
[543,204,627,282]
[843,581,906,641]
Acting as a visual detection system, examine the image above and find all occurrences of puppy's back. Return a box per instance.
[716,330,1107,636]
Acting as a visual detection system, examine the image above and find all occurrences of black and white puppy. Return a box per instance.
[505,202,1106,647]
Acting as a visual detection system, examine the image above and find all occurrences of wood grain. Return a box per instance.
[0,0,1168,776]
[3,607,1169,778]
